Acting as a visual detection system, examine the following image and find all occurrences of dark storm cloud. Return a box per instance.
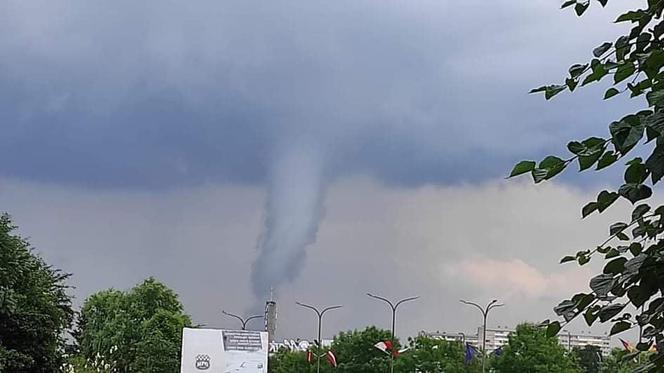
[0,0,640,188]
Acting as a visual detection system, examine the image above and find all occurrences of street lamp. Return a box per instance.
[367,293,419,373]
[460,299,503,373]
[296,301,343,373]
[221,310,263,330]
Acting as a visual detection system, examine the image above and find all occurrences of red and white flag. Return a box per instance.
[326,351,337,367]
[620,338,635,352]
[306,350,313,363]
[374,340,399,357]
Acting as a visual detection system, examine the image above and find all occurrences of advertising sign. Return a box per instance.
[180,328,268,373]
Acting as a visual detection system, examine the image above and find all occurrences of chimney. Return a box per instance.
[264,289,277,343]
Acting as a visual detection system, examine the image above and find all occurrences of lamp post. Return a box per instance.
[460,299,503,373]
[367,293,419,373]
[221,310,263,330]
[296,301,342,373]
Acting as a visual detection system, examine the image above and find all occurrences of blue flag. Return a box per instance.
[464,343,476,364]
[492,346,503,356]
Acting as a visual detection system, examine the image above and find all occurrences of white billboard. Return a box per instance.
[180,328,268,373]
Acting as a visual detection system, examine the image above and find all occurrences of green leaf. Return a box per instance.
[546,321,561,337]
[618,183,652,204]
[632,204,650,221]
[597,151,618,170]
[561,0,576,9]
[568,63,587,78]
[615,10,647,23]
[582,60,608,86]
[593,42,613,57]
[560,255,576,264]
[583,307,599,326]
[646,90,664,107]
[575,1,589,16]
[578,254,590,265]
[509,160,536,177]
[597,0,607,6]
[546,85,567,100]
[599,303,626,322]
[567,141,585,154]
[645,145,664,184]
[609,222,628,235]
[530,85,567,100]
[610,115,644,154]
[582,202,598,218]
[614,62,636,84]
[590,273,615,298]
[628,242,642,256]
[624,161,647,184]
[603,257,627,274]
[579,150,603,171]
[604,88,620,99]
[597,190,620,212]
[532,156,567,183]
[627,286,649,307]
[610,321,631,335]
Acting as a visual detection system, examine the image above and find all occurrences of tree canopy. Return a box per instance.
[395,335,481,373]
[491,324,580,373]
[572,345,602,373]
[331,326,394,373]
[75,277,191,373]
[511,0,664,371]
[0,213,74,372]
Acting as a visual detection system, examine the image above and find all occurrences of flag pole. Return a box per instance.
[367,293,419,373]
[460,299,503,373]
[296,302,342,373]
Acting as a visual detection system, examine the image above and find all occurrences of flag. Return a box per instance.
[464,343,476,364]
[620,338,635,352]
[374,340,400,357]
[306,350,313,363]
[326,351,337,367]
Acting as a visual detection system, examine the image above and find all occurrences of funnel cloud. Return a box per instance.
[251,141,326,300]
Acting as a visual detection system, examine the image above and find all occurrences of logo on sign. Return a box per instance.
[195,354,210,370]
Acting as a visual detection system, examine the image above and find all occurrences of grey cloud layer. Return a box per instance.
[0,177,639,341]
[0,0,640,188]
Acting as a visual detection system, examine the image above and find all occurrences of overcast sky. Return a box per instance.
[0,0,647,342]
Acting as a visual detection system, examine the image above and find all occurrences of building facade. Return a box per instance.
[422,327,611,355]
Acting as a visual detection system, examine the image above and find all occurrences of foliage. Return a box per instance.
[491,324,580,373]
[331,326,395,373]
[0,213,74,372]
[268,349,319,373]
[599,348,641,373]
[511,0,664,371]
[572,345,602,373]
[394,335,481,373]
[75,277,191,373]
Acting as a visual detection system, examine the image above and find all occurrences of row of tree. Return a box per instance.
[0,212,650,372]
[270,324,641,373]
[0,213,191,373]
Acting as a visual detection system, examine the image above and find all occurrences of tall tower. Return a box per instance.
[264,289,277,343]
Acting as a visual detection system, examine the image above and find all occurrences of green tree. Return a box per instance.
[510,0,664,371]
[331,326,394,373]
[75,277,191,373]
[572,345,602,373]
[599,348,640,373]
[491,324,580,373]
[268,349,317,373]
[0,213,74,372]
[394,335,481,373]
